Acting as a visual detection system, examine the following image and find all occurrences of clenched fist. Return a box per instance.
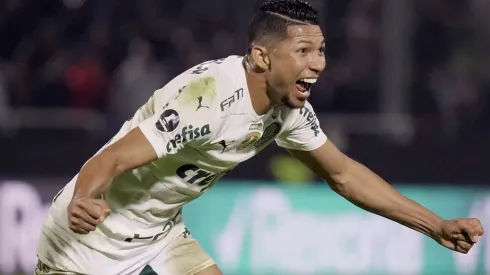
[434,218,484,254]
[67,197,111,234]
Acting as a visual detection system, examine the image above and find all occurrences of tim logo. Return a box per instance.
[156,109,180,133]
[220,88,244,111]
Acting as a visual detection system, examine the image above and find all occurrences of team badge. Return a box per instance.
[254,122,281,148]
[237,132,261,151]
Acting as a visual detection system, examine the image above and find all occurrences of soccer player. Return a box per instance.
[36,0,484,274]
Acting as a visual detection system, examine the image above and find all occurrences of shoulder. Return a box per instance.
[279,101,321,133]
[281,101,318,124]
[153,56,244,100]
[162,56,244,103]
[185,55,249,121]
[152,56,246,132]
[274,101,327,151]
[185,55,244,87]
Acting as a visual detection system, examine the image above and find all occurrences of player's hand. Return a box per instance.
[67,197,111,234]
[434,218,484,254]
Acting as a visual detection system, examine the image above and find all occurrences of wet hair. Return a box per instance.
[247,0,320,52]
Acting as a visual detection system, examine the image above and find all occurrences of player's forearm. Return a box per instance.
[74,150,123,199]
[328,159,444,239]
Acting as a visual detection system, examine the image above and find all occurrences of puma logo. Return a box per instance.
[218,140,234,153]
[196,96,210,111]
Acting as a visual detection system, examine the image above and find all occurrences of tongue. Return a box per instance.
[296,82,308,92]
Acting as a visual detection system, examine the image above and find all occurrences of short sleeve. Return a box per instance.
[136,59,228,158]
[275,102,327,151]
[139,106,213,158]
[138,72,217,159]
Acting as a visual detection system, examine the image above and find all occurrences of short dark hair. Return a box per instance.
[247,0,320,51]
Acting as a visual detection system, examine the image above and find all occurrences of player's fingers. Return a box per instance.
[469,233,480,243]
[452,233,469,242]
[68,217,94,234]
[449,239,469,254]
[71,228,89,235]
[76,200,103,220]
[77,220,97,232]
[100,209,111,222]
[92,199,111,222]
[71,206,99,226]
[453,232,478,244]
[462,226,480,243]
[461,231,478,244]
[457,240,473,252]
[455,246,468,254]
[458,221,478,242]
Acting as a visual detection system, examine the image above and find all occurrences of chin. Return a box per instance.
[283,97,306,109]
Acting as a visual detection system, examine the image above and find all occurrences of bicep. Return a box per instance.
[101,127,158,173]
[287,139,348,181]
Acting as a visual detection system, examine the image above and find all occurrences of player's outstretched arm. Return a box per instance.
[67,128,158,234]
[288,140,484,254]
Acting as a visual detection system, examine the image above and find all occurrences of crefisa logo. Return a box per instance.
[166,124,211,152]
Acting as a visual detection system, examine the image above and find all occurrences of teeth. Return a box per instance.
[300,78,317,84]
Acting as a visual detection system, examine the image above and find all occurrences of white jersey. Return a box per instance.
[38,56,327,274]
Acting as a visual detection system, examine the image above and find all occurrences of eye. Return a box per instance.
[297,48,308,54]
[318,47,326,54]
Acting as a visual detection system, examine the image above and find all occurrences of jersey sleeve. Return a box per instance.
[139,107,214,158]
[275,102,327,151]
[137,62,223,158]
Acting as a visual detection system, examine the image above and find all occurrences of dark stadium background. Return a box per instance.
[0,0,489,274]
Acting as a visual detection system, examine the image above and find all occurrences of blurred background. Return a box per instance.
[0,0,489,274]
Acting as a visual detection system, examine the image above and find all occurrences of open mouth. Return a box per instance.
[295,78,317,97]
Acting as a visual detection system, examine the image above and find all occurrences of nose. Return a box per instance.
[309,56,326,74]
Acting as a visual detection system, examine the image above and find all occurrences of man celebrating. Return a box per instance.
[36,0,483,274]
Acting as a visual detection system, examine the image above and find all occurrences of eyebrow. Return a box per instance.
[297,39,326,45]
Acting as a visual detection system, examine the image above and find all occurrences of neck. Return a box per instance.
[242,56,274,116]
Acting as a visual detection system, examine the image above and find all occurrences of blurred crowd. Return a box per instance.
[0,0,489,136]
[0,0,243,127]
[324,0,490,139]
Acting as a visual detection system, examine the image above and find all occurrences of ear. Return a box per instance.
[249,44,270,71]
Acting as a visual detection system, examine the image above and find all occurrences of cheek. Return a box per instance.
[268,55,303,88]
[273,51,302,69]
[268,67,289,85]
[282,53,303,67]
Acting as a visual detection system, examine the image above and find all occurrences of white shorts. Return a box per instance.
[139,229,215,275]
[36,220,215,275]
